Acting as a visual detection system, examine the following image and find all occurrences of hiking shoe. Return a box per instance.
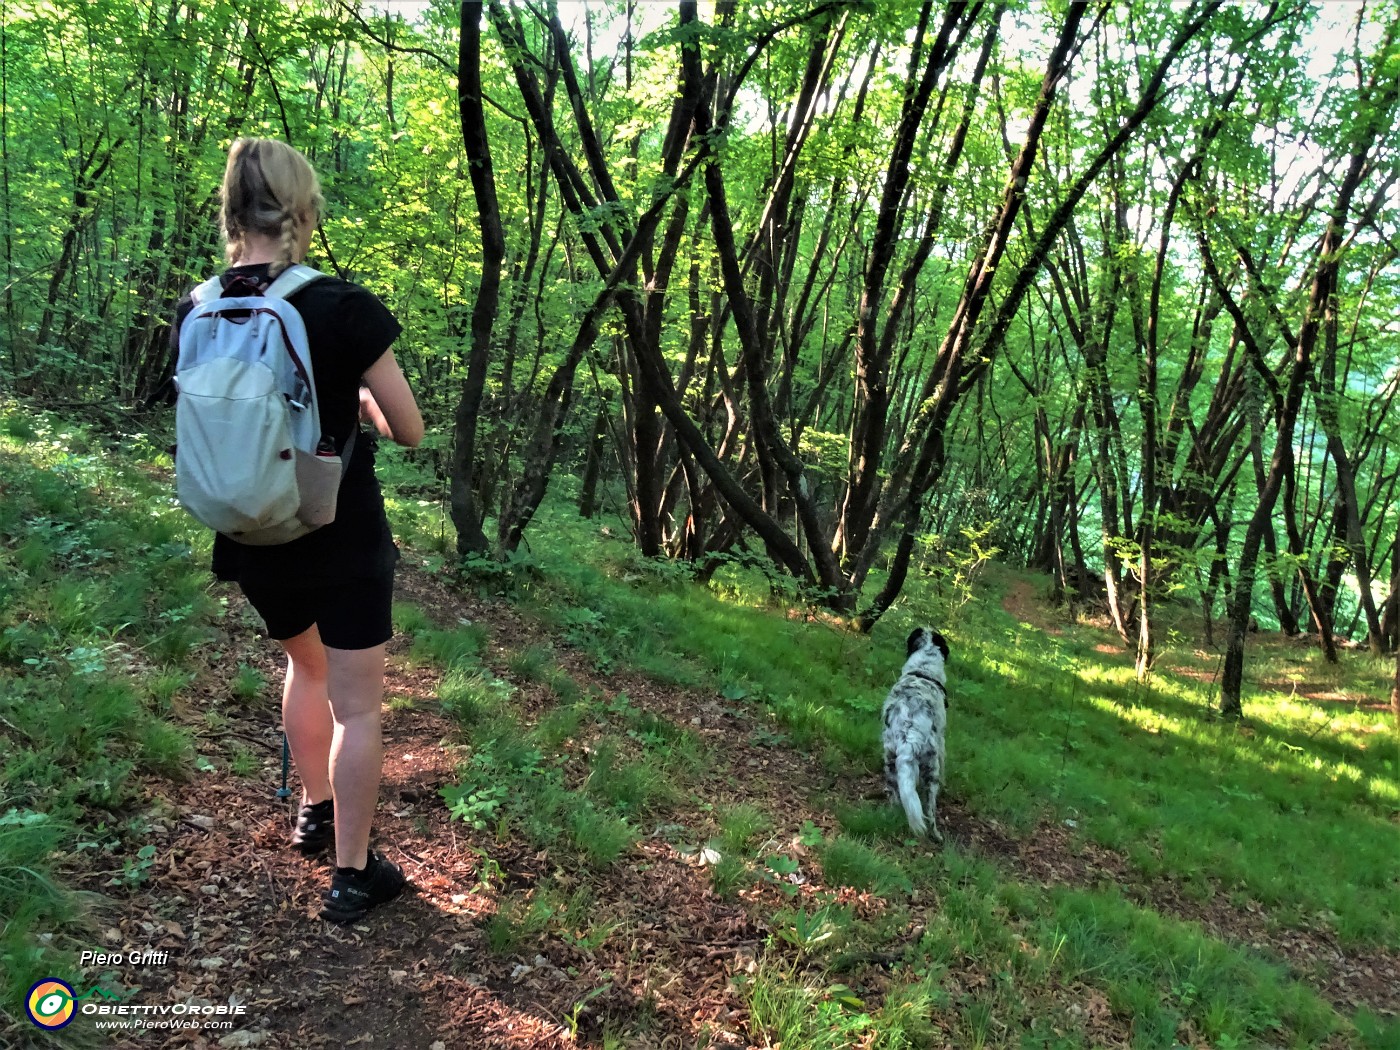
[290,800,334,857]
[319,851,407,924]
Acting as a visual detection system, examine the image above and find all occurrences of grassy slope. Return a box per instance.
[2,402,1397,1049]
[461,499,1398,945]
[390,489,1399,1048]
[0,408,203,1039]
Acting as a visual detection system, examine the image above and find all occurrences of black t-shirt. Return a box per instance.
[172,264,403,583]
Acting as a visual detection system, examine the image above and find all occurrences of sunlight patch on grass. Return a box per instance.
[507,500,1399,956]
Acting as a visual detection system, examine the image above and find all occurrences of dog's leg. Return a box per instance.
[924,780,943,842]
[883,749,900,804]
[922,746,944,843]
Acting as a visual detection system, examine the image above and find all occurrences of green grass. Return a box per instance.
[832,800,910,841]
[818,835,914,896]
[507,642,552,681]
[1040,885,1337,1047]
[513,503,1399,951]
[458,496,1399,1046]
[231,662,265,701]
[410,623,488,669]
[146,668,195,710]
[583,737,677,815]
[0,404,207,1033]
[484,887,560,954]
[718,803,772,852]
[228,743,261,778]
[392,601,434,636]
[535,703,586,748]
[9,404,1398,1049]
[438,666,510,725]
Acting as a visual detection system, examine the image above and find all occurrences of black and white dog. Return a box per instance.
[882,627,950,842]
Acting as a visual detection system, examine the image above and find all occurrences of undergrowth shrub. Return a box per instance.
[1,406,207,1033]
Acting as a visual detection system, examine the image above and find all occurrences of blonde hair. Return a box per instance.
[220,138,324,276]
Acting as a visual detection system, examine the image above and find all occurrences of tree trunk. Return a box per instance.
[1214,59,1389,713]
[859,1,1224,629]
[1391,641,1399,727]
[838,2,985,565]
[1261,522,1300,635]
[1281,475,1339,661]
[578,394,611,519]
[449,0,505,557]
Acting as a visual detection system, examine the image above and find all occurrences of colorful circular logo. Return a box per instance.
[26,979,76,1029]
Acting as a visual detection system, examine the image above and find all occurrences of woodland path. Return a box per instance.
[75,565,1398,1050]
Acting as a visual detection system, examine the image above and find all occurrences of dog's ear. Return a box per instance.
[927,630,950,661]
[905,627,928,656]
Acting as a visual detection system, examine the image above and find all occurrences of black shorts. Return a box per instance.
[239,571,395,651]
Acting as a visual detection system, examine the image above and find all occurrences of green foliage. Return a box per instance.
[6,0,1400,1026]
[771,902,852,957]
[411,624,488,670]
[0,407,209,1031]
[231,663,266,702]
[438,667,512,726]
[817,836,913,897]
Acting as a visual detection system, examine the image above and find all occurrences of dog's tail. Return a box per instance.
[894,750,926,836]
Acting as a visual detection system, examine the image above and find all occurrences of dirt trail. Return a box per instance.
[69,564,1395,1050]
[75,565,793,1050]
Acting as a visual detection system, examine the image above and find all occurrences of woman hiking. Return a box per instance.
[173,138,423,923]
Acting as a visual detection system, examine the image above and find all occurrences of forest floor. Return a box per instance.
[69,563,1398,1050]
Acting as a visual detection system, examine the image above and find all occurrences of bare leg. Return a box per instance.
[324,642,387,871]
[280,627,333,807]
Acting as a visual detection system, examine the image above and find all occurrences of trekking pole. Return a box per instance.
[276,732,292,800]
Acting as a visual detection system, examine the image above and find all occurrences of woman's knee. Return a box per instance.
[282,625,330,683]
[324,643,387,722]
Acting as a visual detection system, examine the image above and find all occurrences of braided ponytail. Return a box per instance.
[271,211,301,278]
[220,139,324,273]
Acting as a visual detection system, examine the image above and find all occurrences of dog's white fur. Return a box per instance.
[881,627,949,841]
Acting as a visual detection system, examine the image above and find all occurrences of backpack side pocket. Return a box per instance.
[294,449,341,527]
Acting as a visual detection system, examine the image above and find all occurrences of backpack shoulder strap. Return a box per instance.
[189,276,224,307]
[264,264,324,302]
[188,265,322,307]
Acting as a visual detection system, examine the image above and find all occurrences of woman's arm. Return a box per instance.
[360,350,424,448]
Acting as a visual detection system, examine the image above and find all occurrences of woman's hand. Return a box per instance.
[361,352,424,447]
[359,386,393,438]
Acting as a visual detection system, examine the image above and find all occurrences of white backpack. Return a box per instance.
[174,265,350,546]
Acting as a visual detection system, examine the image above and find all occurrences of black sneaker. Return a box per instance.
[319,851,407,924]
[291,800,334,857]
